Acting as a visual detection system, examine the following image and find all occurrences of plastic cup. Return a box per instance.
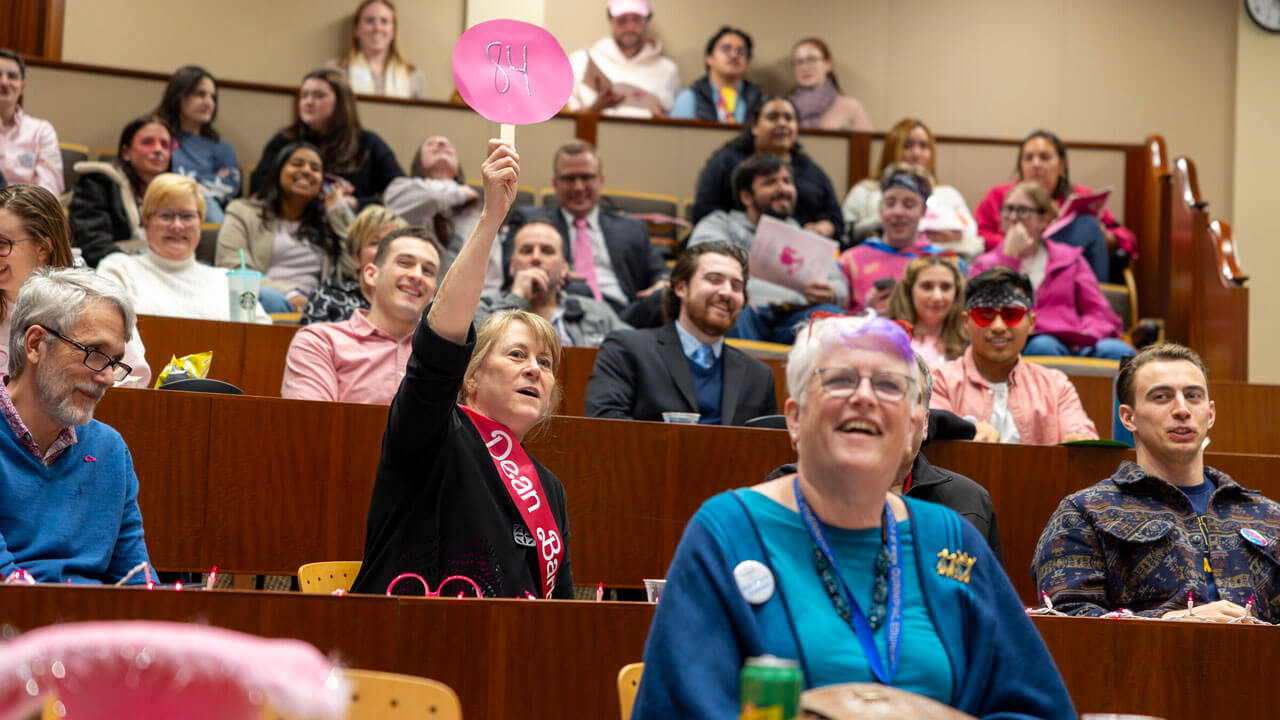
[643,578,666,603]
[226,269,263,322]
[662,412,700,424]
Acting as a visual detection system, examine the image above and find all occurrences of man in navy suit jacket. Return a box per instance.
[504,140,668,325]
[585,241,776,425]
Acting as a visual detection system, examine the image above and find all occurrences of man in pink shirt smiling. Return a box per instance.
[930,267,1097,444]
[281,227,441,404]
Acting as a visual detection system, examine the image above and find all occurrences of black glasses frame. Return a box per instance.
[37,324,132,382]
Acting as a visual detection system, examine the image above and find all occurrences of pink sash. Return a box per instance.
[459,404,564,598]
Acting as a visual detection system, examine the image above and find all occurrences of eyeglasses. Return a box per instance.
[998,204,1040,220]
[0,235,35,258]
[554,172,599,185]
[152,210,201,225]
[791,56,824,67]
[38,324,133,382]
[967,306,1028,328]
[814,367,915,403]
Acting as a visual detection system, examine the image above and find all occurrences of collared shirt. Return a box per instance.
[674,320,724,364]
[280,309,413,405]
[0,378,77,466]
[561,207,627,307]
[929,346,1097,445]
[0,106,64,195]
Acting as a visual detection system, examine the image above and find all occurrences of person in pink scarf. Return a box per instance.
[787,37,873,132]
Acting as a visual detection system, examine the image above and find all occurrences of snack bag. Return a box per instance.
[153,351,213,389]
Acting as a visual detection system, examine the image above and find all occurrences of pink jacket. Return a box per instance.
[970,239,1123,348]
[930,347,1099,445]
[974,181,1136,256]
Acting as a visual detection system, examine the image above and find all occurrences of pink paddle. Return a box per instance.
[0,621,347,720]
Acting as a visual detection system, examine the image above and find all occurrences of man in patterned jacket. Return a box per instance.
[1033,343,1280,623]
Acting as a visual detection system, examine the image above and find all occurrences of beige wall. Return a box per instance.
[60,1,1235,212]
[62,0,464,103]
[546,0,1235,216]
[1234,6,1280,384]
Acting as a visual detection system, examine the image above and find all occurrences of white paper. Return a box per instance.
[748,215,839,292]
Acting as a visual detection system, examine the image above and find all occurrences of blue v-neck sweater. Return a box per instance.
[0,419,151,583]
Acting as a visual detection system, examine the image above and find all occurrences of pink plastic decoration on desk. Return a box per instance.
[451,19,573,125]
[0,621,348,720]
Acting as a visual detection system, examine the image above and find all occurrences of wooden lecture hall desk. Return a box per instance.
[134,315,1118,436]
[96,388,1280,604]
[1,584,1274,720]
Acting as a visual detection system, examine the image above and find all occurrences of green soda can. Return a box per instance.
[739,654,802,720]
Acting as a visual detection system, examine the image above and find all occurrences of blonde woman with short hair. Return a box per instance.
[96,173,270,323]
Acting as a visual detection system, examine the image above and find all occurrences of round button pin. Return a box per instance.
[733,560,776,605]
[1241,528,1269,547]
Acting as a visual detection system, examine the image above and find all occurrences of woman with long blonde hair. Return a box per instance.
[886,255,968,369]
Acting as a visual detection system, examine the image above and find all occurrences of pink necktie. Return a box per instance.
[573,216,603,301]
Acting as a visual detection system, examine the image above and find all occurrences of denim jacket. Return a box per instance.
[1033,461,1280,621]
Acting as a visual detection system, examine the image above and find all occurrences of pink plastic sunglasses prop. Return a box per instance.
[0,621,348,720]
[385,572,484,598]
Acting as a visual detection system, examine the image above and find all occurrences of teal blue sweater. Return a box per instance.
[633,492,1075,719]
[0,418,151,583]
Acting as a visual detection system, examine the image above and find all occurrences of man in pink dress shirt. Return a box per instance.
[930,267,1097,445]
[281,227,441,404]
[0,50,63,196]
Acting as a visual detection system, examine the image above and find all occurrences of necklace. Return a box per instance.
[793,477,903,685]
[811,524,891,630]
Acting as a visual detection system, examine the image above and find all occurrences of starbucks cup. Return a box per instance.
[226,269,263,322]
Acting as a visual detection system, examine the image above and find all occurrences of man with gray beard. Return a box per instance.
[0,267,152,583]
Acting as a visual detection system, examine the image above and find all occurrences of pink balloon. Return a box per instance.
[452,19,573,125]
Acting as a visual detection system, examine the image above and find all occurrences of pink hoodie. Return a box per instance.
[970,239,1123,348]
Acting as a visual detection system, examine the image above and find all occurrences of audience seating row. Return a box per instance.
[133,315,1121,436]
[94,388,1280,602]
[1,583,1271,720]
[34,61,1248,371]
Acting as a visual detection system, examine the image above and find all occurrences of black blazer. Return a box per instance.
[584,323,777,426]
[503,205,667,308]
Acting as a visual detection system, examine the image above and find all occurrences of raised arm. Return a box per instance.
[427,140,519,344]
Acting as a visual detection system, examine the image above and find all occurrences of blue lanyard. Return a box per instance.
[793,477,902,685]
